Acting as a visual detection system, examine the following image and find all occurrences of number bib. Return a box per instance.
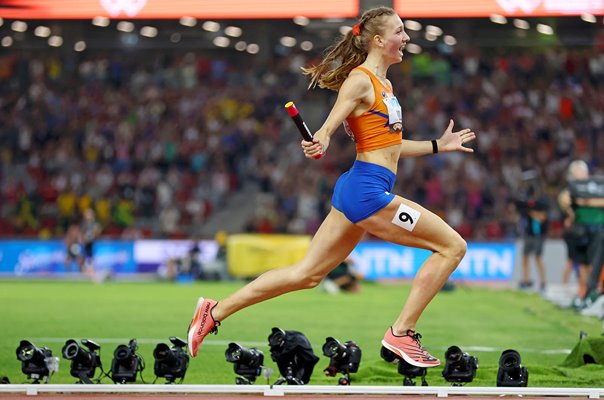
[383,96,402,125]
[391,202,421,232]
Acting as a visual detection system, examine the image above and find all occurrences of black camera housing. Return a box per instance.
[62,339,102,384]
[225,342,264,384]
[153,336,189,384]
[16,340,53,383]
[497,349,528,387]
[111,339,142,384]
[268,327,319,385]
[442,345,478,384]
[322,337,361,385]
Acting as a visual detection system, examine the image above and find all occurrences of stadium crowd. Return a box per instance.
[0,43,603,240]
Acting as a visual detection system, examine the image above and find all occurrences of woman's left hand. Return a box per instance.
[437,119,476,153]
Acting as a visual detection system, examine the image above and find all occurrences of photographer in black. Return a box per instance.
[558,160,604,310]
[558,161,590,299]
[322,257,363,294]
[516,178,550,292]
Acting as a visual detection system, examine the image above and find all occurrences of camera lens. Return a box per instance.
[325,342,338,357]
[18,348,33,361]
[503,355,518,368]
[63,341,79,359]
[445,346,463,364]
[225,343,245,363]
[322,337,343,358]
[268,328,285,348]
[231,348,242,361]
[153,343,171,361]
[500,350,521,369]
[17,342,35,362]
[114,345,131,361]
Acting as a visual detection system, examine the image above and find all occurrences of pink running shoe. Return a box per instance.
[381,327,440,368]
[187,297,220,357]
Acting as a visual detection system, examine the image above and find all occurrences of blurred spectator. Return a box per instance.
[558,160,592,302]
[516,178,550,292]
[64,222,84,273]
[81,208,102,276]
[202,230,231,281]
[188,239,203,279]
[321,258,363,294]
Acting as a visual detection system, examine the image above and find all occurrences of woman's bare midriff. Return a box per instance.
[356,143,401,175]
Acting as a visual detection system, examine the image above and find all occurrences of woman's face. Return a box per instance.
[376,14,410,63]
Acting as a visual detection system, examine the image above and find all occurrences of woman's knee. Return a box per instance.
[448,235,467,262]
[284,263,325,290]
[302,274,324,289]
[297,268,325,289]
[438,233,466,264]
[284,274,323,290]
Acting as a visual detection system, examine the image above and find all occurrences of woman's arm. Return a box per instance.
[399,139,438,157]
[301,72,372,159]
[400,119,476,158]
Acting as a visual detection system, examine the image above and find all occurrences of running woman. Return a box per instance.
[188,6,476,368]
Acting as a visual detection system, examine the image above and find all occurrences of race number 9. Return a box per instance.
[392,203,421,232]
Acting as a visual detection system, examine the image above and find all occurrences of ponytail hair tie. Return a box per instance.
[352,24,361,36]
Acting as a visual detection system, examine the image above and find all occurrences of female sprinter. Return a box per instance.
[187,6,476,368]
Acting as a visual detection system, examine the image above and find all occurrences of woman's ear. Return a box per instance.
[372,34,384,47]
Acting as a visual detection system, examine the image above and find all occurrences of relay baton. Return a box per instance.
[284,101,323,159]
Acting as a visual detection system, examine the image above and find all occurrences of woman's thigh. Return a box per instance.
[296,208,366,278]
[356,195,464,254]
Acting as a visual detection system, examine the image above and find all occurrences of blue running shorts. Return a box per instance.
[332,160,396,223]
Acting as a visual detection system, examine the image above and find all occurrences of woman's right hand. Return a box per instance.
[301,136,328,159]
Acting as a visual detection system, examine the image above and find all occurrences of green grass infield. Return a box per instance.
[1,279,602,387]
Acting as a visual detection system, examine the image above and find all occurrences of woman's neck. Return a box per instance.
[361,55,389,80]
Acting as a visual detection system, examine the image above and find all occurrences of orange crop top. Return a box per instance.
[343,66,403,153]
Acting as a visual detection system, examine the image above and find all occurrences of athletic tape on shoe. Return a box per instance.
[391,203,421,232]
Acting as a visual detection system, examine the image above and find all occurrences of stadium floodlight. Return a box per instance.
[497,349,528,387]
[380,346,428,386]
[321,337,362,385]
[111,339,143,384]
[442,345,478,385]
[62,339,102,384]
[153,337,189,384]
[268,327,319,385]
[225,342,264,385]
[15,340,59,383]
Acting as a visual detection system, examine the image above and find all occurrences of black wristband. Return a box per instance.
[431,139,438,154]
